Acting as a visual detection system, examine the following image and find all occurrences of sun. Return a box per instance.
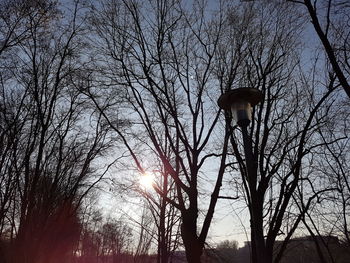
[139,172,155,189]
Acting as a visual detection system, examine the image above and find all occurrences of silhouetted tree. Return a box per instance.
[220,1,346,263]
[86,0,231,262]
[0,1,114,262]
[289,0,350,97]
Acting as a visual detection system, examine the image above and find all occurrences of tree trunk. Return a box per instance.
[159,199,168,263]
[250,197,274,263]
[181,210,203,263]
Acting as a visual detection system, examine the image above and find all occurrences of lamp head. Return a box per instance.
[218,88,263,127]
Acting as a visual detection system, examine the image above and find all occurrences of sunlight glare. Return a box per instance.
[139,172,155,189]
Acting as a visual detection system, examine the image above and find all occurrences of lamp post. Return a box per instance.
[218,87,264,263]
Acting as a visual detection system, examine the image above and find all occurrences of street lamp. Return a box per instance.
[218,87,264,263]
[218,87,263,173]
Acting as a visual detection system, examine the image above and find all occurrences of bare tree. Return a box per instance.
[294,95,350,263]
[136,169,181,263]
[0,1,114,262]
[0,0,32,57]
[86,0,233,262]
[289,0,350,98]
[0,0,43,241]
[218,1,346,263]
[132,206,154,263]
[115,134,182,263]
[99,218,133,263]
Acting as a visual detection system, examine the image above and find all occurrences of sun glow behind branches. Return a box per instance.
[139,172,155,189]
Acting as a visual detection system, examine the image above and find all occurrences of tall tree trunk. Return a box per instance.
[250,201,272,263]
[181,210,203,263]
[159,197,168,263]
